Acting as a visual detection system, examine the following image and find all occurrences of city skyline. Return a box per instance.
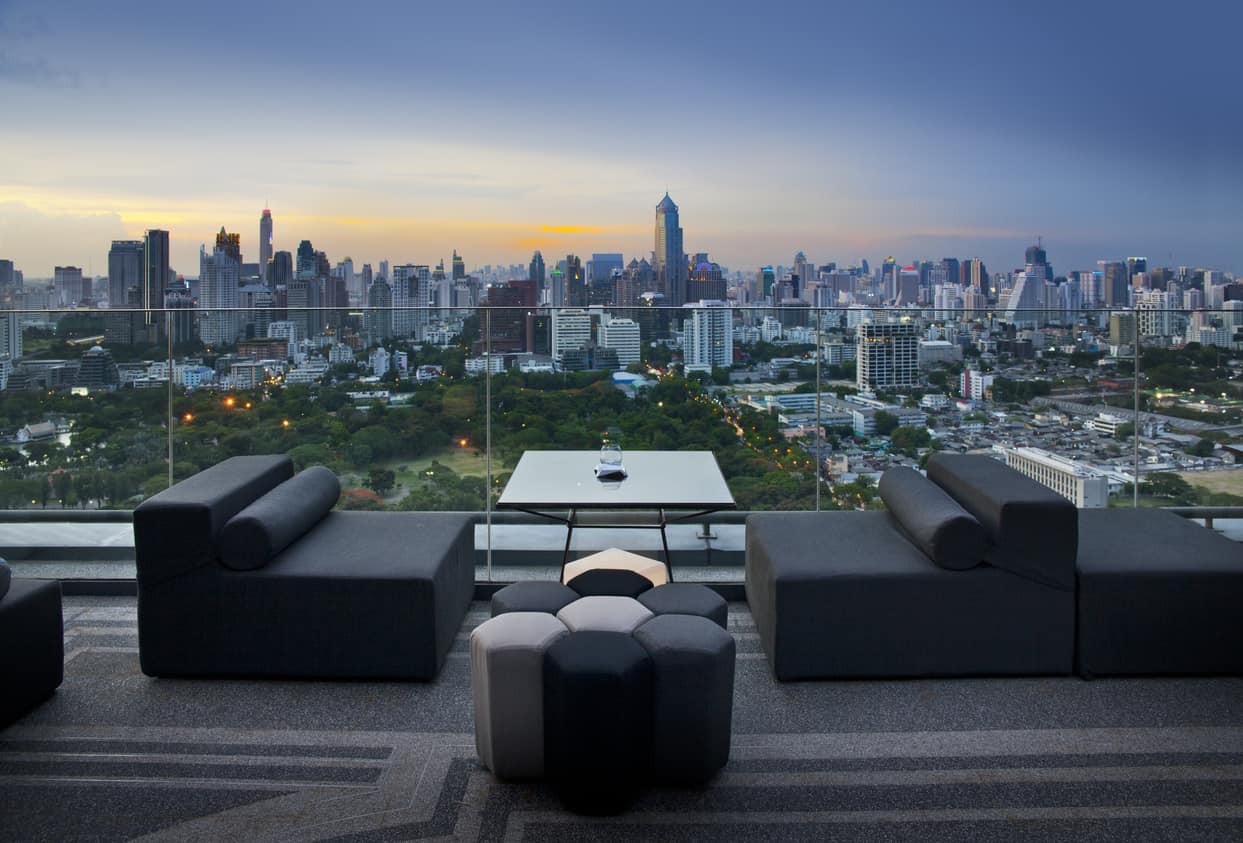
[2,1,1241,275]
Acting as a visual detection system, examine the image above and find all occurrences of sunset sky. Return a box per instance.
[2,0,1240,278]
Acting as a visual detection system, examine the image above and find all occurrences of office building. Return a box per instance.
[1100,261,1130,307]
[365,278,392,344]
[550,308,592,364]
[528,251,545,292]
[452,251,466,281]
[682,300,732,371]
[0,259,14,292]
[199,244,241,346]
[589,253,624,285]
[269,250,293,290]
[144,229,170,337]
[54,266,85,306]
[0,309,21,360]
[856,321,918,390]
[107,241,143,308]
[215,227,241,264]
[259,209,273,279]
[598,317,641,367]
[655,193,686,307]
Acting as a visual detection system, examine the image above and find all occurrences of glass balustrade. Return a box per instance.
[3,301,1242,583]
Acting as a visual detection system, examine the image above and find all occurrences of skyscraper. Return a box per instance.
[269,251,293,290]
[199,244,241,346]
[296,240,316,277]
[144,229,170,337]
[682,300,733,371]
[654,193,686,307]
[0,260,14,292]
[259,209,273,278]
[54,266,84,306]
[215,227,241,264]
[452,251,466,281]
[528,251,546,291]
[107,241,144,308]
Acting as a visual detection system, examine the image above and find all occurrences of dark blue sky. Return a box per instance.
[1,0,1239,275]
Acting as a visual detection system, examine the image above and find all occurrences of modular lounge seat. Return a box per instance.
[133,455,474,679]
[0,559,64,727]
[472,573,735,804]
[1076,507,1243,676]
[746,455,1077,680]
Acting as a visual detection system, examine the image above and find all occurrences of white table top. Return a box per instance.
[497,450,735,510]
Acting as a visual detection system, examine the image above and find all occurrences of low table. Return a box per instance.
[496,450,736,581]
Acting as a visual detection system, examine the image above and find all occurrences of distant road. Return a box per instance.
[1032,398,1221,432]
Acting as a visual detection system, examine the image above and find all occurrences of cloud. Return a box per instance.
[0,51,78,88]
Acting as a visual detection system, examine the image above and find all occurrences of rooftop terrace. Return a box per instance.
[3,596,1241,841]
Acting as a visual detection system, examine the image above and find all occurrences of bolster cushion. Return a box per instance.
[218,466,341,570]
[927,453,1077,590]
[879,467,986,570]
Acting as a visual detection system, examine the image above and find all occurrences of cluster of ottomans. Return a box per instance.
[471,551,735,814]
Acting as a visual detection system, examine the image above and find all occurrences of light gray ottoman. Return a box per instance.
[471,611,570,780]
[557,595,653,634]
[633,613,736,783]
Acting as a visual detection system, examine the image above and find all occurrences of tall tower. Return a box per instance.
[259,209,273,278]
[107,241,144,308]
[215,227,241,264]
[529,250,546,291]
[654,193,685,307]
[144,229,170,337]
[452,250,466,280]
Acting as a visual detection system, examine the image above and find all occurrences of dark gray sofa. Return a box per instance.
[746,455,1077,680]
[1076,507,1243,676]
[0,560,64,727]
[133,455,474,680]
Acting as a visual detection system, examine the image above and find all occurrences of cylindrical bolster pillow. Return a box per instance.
[878,467,985,570]
[218,466,341,570]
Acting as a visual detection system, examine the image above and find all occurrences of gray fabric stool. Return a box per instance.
[490,581,579,618]
[634,614,736,783]
[470,611,570,779]
[557,596,653,634]
[638,583,729,630]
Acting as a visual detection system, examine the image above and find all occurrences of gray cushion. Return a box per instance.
[566,568,653,599]
[218,466,340,571]
[637,583,728,629]
[0,558,10,600]
[878,467,985,570]
[471,612,570,780]
[1076,508,1243,676]
[134,455,293,586]
[927,453,1077,590]
[557,596,653,634]
[491,581,580,617]
[633,614,735,784]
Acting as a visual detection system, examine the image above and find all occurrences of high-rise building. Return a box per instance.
[198,244,241,346]
[758,266,775,299]
[0,260,15,292]
[687,255,726,303]
[0,309,22,360]
[365,278,392,344]
[54,266,85,306]
[682,300,732,371]
[391,264,421,338]
[550,309,593,364]
[269,250,293,290]
[259,209,273,278]
[215,227,241,264]
[564,254,585,307]
[528,251,546,291]
[286,278,321,342]
[856,321,918,390]
[589,253,624,285]
[452,250,466,281]
[144,229,170,337]
[1100,261,1130,307]
[296,240,316,277]
[654,193,686,307]
[598,317,641,367]
[107,241,143,308]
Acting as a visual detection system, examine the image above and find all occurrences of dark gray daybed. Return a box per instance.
[0,560,64,727]
[133,455,474,680]
[746,455,1078,680]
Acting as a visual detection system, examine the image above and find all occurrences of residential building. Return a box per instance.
[682,300,732,371]
[1002,447,1109,508]
[550,309,592,364]
[198,244,241,346]
[856,321,918,390]
[598,317,641,367]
